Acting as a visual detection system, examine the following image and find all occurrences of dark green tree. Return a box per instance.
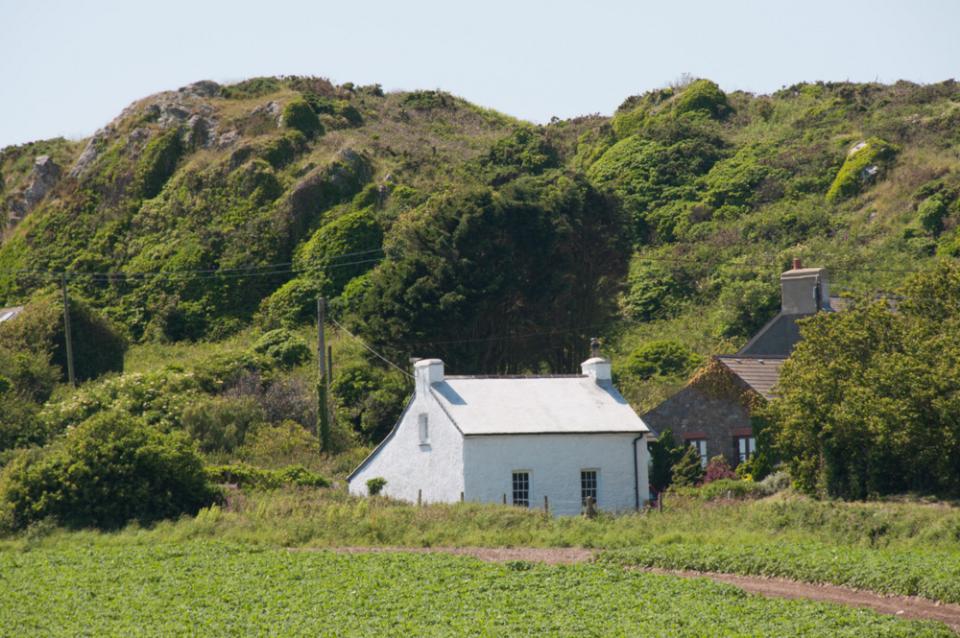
[351,171,629,373]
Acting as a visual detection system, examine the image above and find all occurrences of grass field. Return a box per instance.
[0,541,953,637]
[5,489,960,607]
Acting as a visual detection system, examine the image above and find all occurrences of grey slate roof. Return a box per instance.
[737,313,811,357]
[716,356,786,400]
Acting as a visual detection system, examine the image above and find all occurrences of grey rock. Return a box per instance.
[179,80,221,98]
[23,155,61,209]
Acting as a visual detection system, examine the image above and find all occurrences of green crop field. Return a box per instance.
[0,541,953,637]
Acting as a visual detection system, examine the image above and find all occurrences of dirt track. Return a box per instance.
[312,546,960,632]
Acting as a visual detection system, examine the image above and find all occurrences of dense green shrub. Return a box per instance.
[282,98,323,138]
[256,277,323,328]
[672,79,730,119]
[332,361,410,441]
[671,445,704,487]
[0,412,218,530]
[205,463,329,489]
[481,127,559,184]
[0,292,127,383]
[136,128,184,198]
[293,208,383,298]
[623,340,701,380]
[825,137,898,202]
[366,477,387,496]
[180,395,265,453]
[0,344,59,403]
[252,329,311,368]
[715,276,779,340]
[917,195,949,235]
[648,429,686,492]
[238,421,320,468]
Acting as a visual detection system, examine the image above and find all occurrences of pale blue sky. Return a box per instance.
[1,0,958,148]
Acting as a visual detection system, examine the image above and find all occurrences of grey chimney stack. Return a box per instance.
[780,263,830,315]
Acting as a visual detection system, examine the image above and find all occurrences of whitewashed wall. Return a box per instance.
[347,390,465,503]
[462,433,650,516]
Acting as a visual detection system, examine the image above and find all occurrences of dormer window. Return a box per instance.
[418,413,429,444]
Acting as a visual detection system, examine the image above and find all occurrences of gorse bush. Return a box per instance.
[282,98,323,138]
[0,412,217,530]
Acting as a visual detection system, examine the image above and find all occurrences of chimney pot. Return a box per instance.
[413,359,444,396]
[590,337,600,358]
[792,257,802,270]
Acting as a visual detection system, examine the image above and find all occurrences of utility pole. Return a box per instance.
[61,274,76,387]
[317,297,330,451]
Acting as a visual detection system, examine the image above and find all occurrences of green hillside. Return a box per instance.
[3,75,960,447]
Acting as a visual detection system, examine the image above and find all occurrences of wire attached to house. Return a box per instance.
[328,316,415,379]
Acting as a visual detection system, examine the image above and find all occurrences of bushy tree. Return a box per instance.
[764,261,960,499]
[0,412,218,530]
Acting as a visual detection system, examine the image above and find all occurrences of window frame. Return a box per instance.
[734,435,756,465]
[417,413,430,445]
[511,471,530,508]
[580,469,599,507]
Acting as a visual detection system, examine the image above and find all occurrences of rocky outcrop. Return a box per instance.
[7,155,62,228]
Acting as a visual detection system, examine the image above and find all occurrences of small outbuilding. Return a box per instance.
[347,356,653,516]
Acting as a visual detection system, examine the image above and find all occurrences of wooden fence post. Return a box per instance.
[460,491,464,503]
[502,493,506,505]
[544,495,549,514]
[417,489,422,506]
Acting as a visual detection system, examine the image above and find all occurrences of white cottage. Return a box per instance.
[347,357,653,516]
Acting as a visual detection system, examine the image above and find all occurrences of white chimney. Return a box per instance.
[414,358,444,396]
[581,357,612,383]
[780,259,830,315]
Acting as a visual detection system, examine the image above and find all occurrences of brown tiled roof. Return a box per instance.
[716,356,786,400]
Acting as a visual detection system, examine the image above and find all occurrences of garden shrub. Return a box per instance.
[282,98,323,138]
[252,329,311,368]
[671,478,763,501]
[366,477,387,496]
[715,276,779,340]
[671,445,704,487]
[703,455,736,483]
[0,412,218,531]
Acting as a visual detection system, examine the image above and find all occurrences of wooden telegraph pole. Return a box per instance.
[317,298,330,451]
[61,274,76,387]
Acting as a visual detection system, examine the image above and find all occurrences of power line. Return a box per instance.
[328,316,414,379]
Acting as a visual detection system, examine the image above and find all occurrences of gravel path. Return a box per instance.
[304,546,960,631]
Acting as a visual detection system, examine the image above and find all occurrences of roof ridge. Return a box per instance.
[444,374,587,380]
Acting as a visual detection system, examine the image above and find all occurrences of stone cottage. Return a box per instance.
[642,260,834,467]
